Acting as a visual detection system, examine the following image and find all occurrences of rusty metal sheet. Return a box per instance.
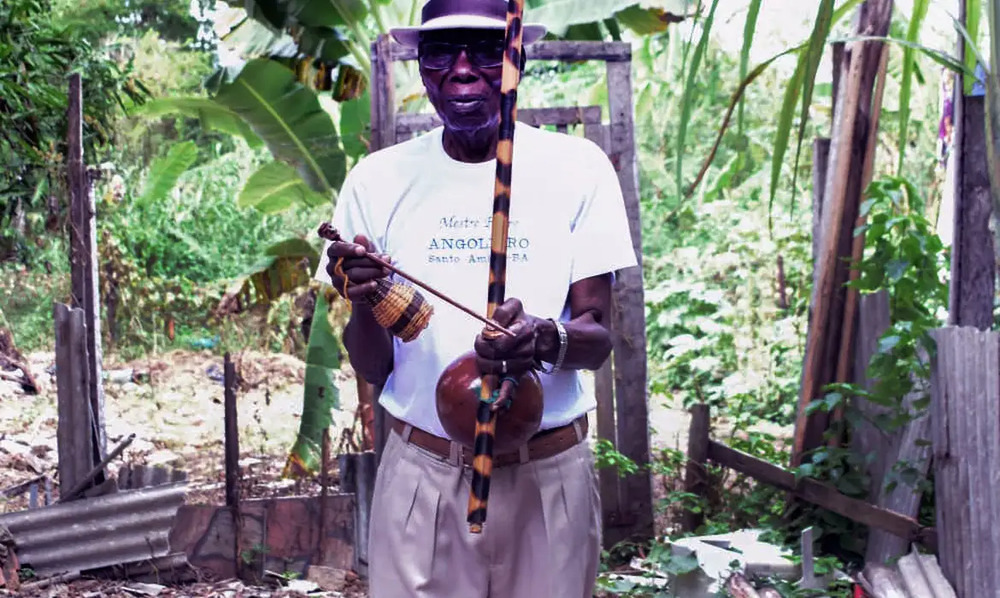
[0,482,186,577]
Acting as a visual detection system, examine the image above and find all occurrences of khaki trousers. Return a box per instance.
[367,422,603,598]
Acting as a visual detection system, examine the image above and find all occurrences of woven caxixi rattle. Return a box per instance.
[317,223,513,343]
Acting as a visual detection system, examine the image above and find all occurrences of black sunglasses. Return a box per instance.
[418,40,506,70]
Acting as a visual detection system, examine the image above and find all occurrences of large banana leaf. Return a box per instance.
[214,58,347,195]
[340,89,371,159]
[238,161,331,213]
[896,0,929,174]
[288,0,368,29]
[222,0,373,70]
[138,141,199,206]
[525,0,692,37]
[222,15,353,64]
[131,97,264,147]
[284,289,342,477]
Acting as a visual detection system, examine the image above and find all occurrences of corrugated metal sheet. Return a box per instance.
[858,547,958,598]
[0,482,186,577]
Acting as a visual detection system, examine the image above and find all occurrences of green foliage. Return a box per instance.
[675,0,719,200]
[51,0,206,45]
[95,142,325,354]
[237,161,331,213]
[845,176,948,416]
[793,176,948,562]
[284,290,342,476]
[0,0,149,262]
[897,0,930,175]
[644,198,810,428]
[524,0,692,39]
[138,141,199,205]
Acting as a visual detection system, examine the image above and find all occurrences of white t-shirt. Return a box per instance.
[314,123,637,439]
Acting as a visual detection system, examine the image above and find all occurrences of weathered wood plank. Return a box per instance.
[896,548,957,598]
[369,36,396,468]
[930,326,1000,596]
[850,291,891,491]
[604,58,653,546]
[593,357,622,539]
[396,105,603,137]
[371,36,396,151]
[863,395,931,564]
[811,137,830,277]
[706,440,934,548]
[584,113,624,540]
[850,291,933,564]
[67,74,105,465]
[792,0,894,465]
[948,95,995,330]
[390,40,631,62]
[54,303,94,496]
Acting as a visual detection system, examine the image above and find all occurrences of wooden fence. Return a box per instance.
[930,326,1000,597]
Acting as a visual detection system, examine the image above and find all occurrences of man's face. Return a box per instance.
[418,28,506,134]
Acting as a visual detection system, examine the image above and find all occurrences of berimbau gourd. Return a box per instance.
[321,0,540,532]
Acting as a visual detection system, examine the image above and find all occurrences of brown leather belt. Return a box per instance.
[391,414,588,467]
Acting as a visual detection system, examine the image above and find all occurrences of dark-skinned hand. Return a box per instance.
[325,234,392,302]
[474,298,539,378]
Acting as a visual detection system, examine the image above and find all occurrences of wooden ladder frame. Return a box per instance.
[364,34,653,548]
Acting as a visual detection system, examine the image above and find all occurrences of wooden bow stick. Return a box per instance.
[466,0,527,534]
[317,223,515,338]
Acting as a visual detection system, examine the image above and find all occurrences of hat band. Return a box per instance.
[423,0,506,22]
[417,14,508,33]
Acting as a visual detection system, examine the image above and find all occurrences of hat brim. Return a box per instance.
[390,15,547,47]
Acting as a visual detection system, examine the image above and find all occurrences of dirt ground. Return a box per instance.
[1,347,787,597]
[0,347,712,508]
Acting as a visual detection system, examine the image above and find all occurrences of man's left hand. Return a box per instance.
[474,298,538,377]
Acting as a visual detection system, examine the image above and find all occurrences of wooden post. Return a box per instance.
[368,35,397,468]
[681,404,710,532]
[594,357,623,542]
[948,94,995,330]
[224,352,239,509]
[605,54,654,547]
[930,327,1000,597]
[54,303,95,498]
[66,73,106,468]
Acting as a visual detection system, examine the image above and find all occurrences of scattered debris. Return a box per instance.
[8,576,363,598]
[858,546,957,598]
[725,573,761,598]
[0,328,38,395]
[668,529,799,597]
[0,524,19,591]
[123,582,167,596]
[306,566,353,592]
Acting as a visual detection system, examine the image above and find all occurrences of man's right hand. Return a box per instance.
[326,234,392,301]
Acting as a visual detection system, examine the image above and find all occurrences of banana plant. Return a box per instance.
[132,54,350,477]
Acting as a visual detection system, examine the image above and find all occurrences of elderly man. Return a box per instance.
[314,0,638,596]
